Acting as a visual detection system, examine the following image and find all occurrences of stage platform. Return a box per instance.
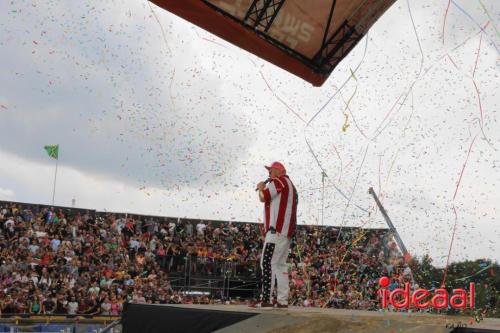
[121,303,500,333]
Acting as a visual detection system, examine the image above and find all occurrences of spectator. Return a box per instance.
[101,296,112,315]
[55,293,68,314]
[196,221,206,238]
[42,294,56,314]
[185,222,193,237]
[132,291,146,304]
[110,294,122,316]
[67,296,78,315]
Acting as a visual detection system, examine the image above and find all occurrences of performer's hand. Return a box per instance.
[256,181,266,191]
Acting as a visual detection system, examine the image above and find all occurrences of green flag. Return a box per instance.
[44,144,59,159]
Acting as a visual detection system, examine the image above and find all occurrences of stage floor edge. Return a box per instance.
[121,303,500,333]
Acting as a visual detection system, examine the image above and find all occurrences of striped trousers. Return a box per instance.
[260,232,291,305]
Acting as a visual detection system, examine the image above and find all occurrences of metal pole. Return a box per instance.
[226,263,230,300]
[52,157,58,205]
[320,0,337,51]
[188,256,191,290]
[184,256,189,290]
[100,320,121,333]
[368,187,408,255]
[321,171,327,225]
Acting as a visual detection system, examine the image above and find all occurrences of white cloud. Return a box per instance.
[0,187,15,200]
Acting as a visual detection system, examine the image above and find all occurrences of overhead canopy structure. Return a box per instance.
[150,0,396,86]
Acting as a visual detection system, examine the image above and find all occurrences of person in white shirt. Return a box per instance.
[116,217,125,234]
[149,236,157,252]
[35,230,47,238]
[67,296,79,315]
[186,223,193,237]
[4,218,14,228]
[129,238,139,250]
[196,222,206,237]
[168,221,176,236]
[132,291,146,304]
[29,272,39,285]
[88,281,100,295]
[50,238,61,252]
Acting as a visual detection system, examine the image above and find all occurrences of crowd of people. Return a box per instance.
[0,201,408,315]
[288,226,410,308]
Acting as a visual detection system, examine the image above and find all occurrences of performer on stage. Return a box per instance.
[255,161,298,309]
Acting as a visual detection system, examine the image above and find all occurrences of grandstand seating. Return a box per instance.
[0,200,409,315]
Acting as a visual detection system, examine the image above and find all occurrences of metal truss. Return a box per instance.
[313,20,363,74]
[243,0,286,32]
[201,0,376,77]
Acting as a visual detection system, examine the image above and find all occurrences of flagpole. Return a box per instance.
[52,156,58,205]
[321,171,327,226]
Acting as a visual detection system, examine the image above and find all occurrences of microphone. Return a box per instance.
[255,178,271,191]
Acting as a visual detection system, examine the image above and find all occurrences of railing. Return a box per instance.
[0,315,121,333]
[160,255,258,275]
[165,256,260,300]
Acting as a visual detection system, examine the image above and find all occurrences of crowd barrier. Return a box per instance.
[0,315,120,333]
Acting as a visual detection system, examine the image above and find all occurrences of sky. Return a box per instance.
[0,0,498,266]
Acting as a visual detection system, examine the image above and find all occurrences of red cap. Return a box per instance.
[265,161,286,173]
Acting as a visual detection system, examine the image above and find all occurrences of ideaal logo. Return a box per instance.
[378,277,475,310]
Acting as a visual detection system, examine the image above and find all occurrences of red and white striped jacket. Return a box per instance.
[262,175,298,239]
